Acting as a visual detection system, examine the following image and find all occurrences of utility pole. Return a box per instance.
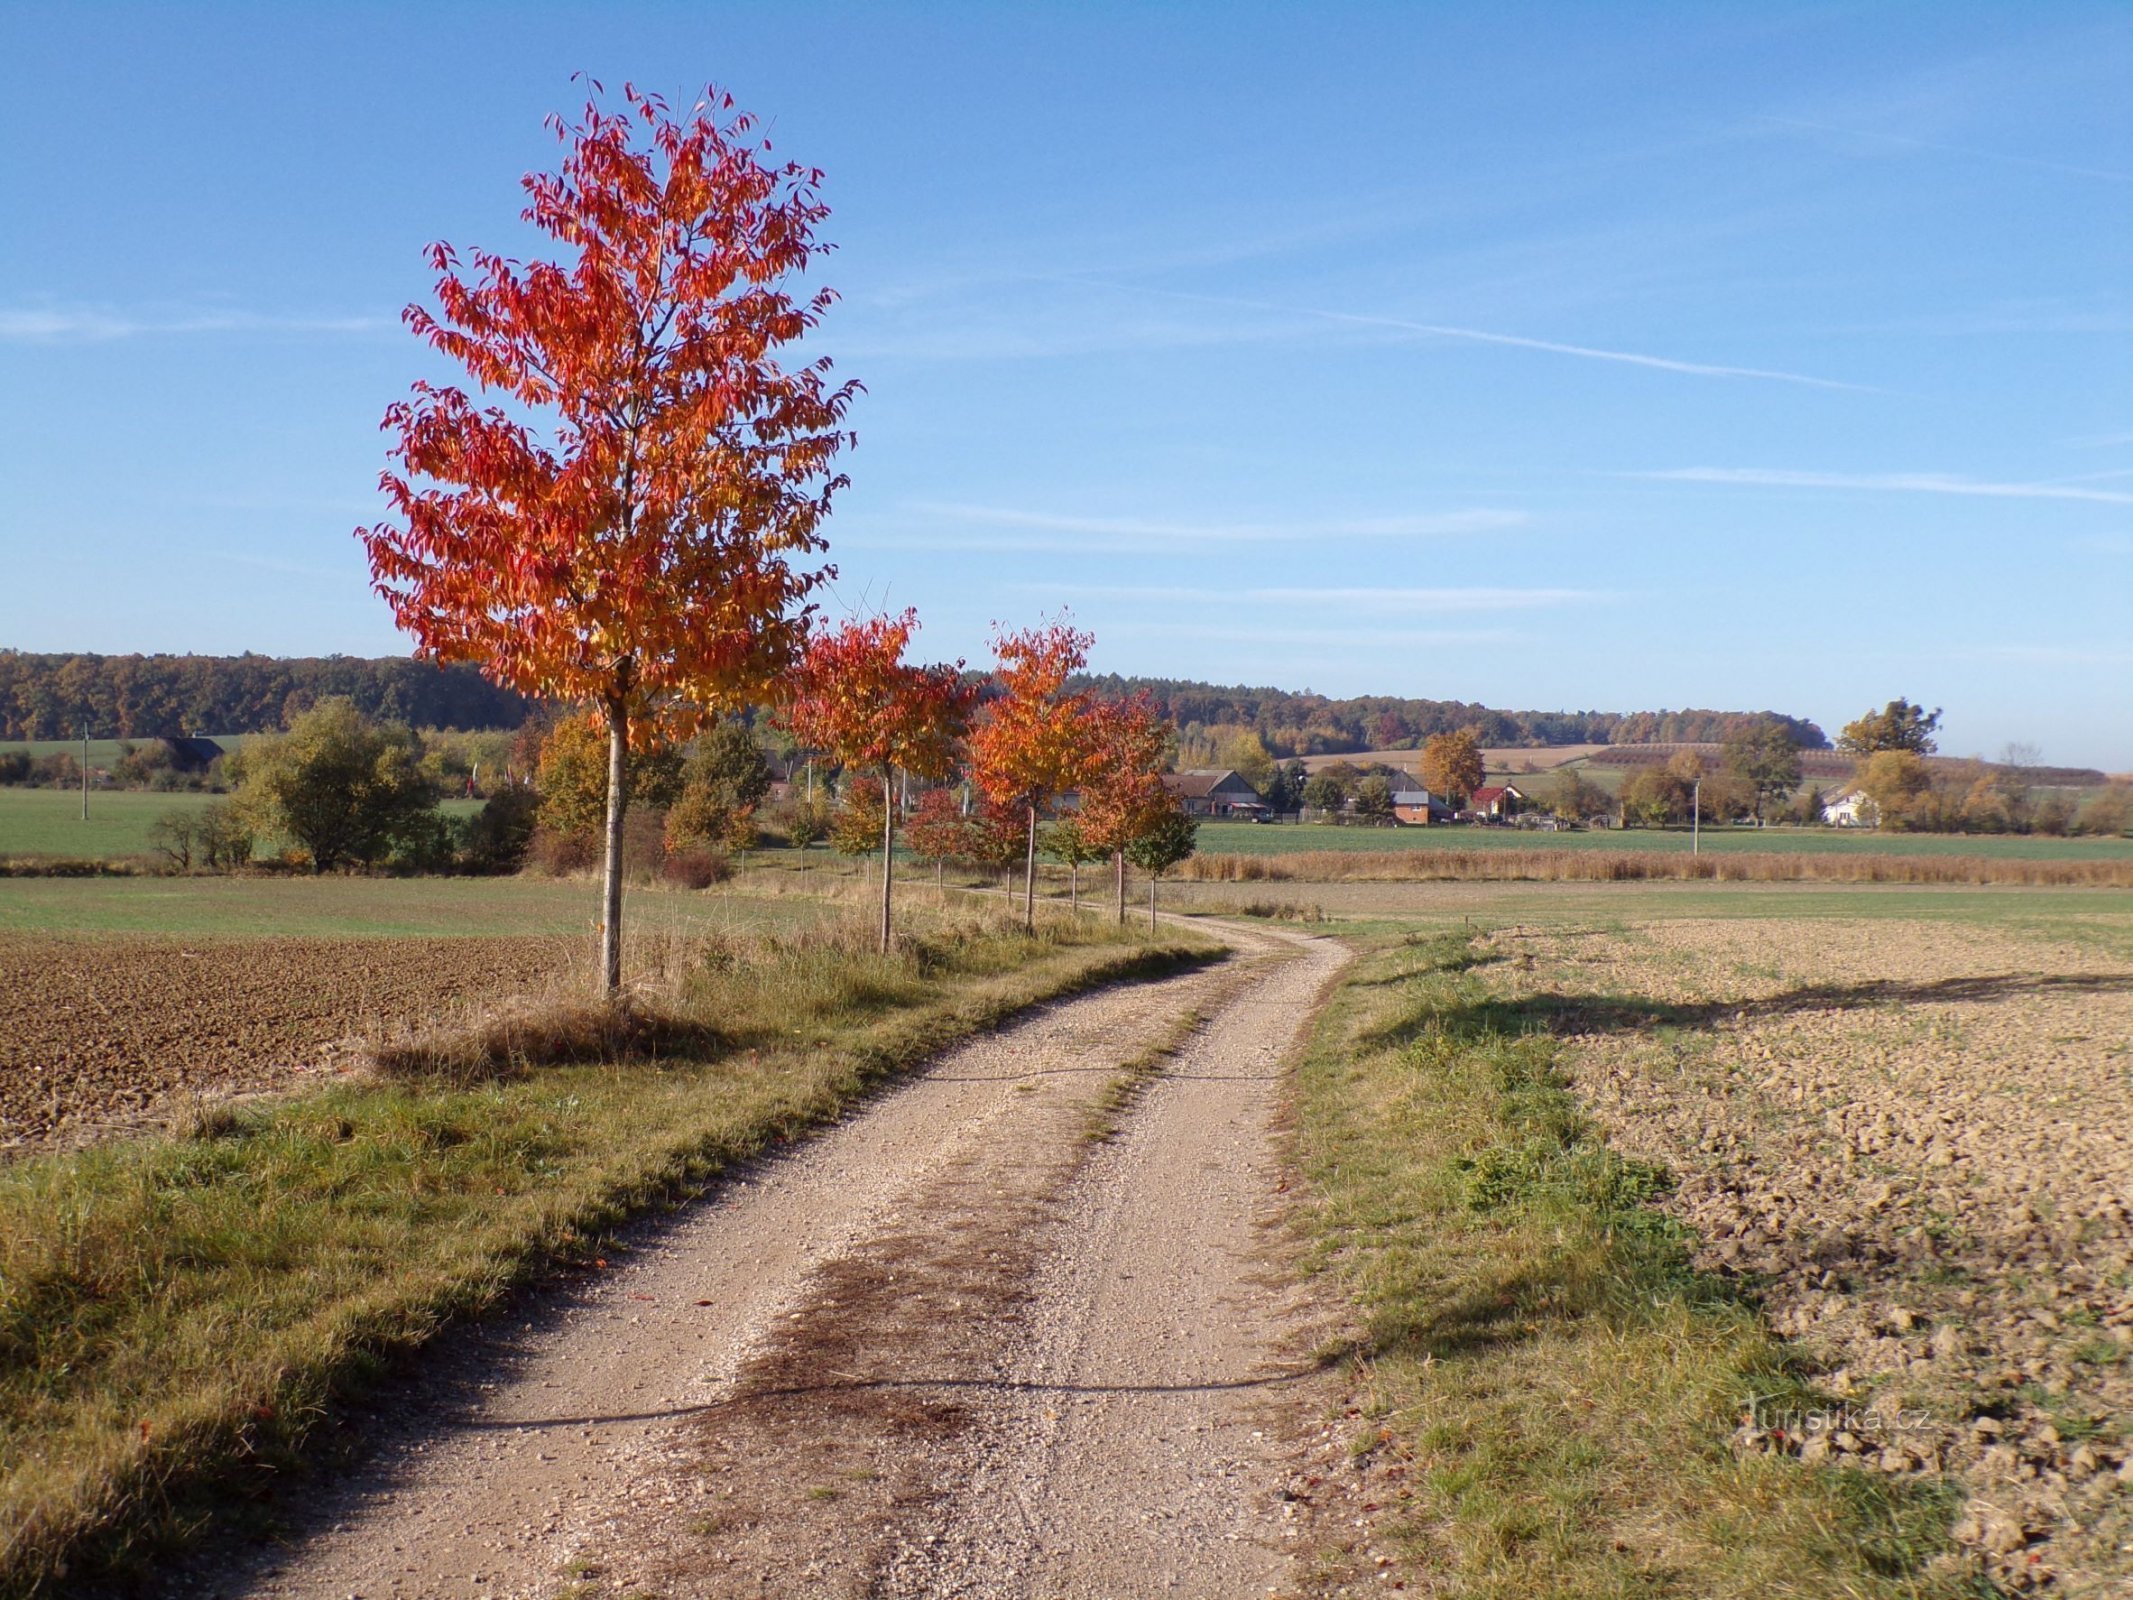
[81,726,89,822]
[1692,775,1701,856]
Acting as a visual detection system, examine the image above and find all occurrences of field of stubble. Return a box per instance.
[1489,916,2133,1594]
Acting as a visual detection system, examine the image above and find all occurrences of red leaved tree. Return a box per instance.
[1077,693,1175,924]
[360,84,856,993]
[783,610,974,950]
[967,619,1098,930]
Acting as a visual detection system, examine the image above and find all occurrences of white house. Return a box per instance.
[1821,787,1873,827]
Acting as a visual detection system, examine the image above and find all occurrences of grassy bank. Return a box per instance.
[1292,932,1970,1597]
[0,905,1221,1596]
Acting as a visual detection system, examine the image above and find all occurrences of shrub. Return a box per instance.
[660,848,733,889]
[0,751,30,785]
[147,809,202,870]
[525,825,599,876]
[463,786,541,872]
[197,802,254,870]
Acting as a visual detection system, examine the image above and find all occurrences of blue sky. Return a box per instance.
[2,3,2128,766]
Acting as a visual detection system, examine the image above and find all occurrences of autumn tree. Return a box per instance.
[1041,816,1102,909]
[1125,802,1198,930]
[783,611,974,950]
[1076,693,1172,925]
[1420,728,1485,808]
[664,718,772,853]
[229,699,439,872]
[1838,698,1942,757]
[536,713,684,838]
[968,619,1098,930]
[903,786,971,884]
[1721,718,1803,825]
[360,85,856,992]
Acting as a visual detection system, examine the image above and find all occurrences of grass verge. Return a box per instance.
[1292,931,1977,1598]
[0,906,1222,1596]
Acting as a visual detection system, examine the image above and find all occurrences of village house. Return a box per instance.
[1161,769,1266,818]
[1821,787,1873,827]
[1391,787,1456,825]
[1467,783,1525,820]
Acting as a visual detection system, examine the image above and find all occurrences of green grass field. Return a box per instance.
[0,733,265,765]
[0,868,870,939]
[1196,818,2133,860]
[0,787,483,861]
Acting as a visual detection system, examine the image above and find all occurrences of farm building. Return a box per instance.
[1392,789,1456,825]
[1162,769,1266,818]
[1468,783,1526,819]
[1822,787,1873,827]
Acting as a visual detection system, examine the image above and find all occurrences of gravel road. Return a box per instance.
[177,919,1349,1599]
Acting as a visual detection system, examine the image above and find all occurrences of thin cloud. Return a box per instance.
[1033,583,1601,614]
[1078,280,1871,392]
[889,502,1527,551]
[0,305,394,342]
[1630,467,2133,506]
[1756,115,2133,185]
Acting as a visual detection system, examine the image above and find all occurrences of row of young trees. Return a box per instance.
[355,87,1197,986]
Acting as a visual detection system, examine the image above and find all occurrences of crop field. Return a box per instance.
[0,786,483,861]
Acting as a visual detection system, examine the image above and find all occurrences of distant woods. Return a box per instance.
[5,652,1839,758]
[1073,673,1829,758]
[0,652,534,740]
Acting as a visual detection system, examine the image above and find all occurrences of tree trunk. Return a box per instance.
[1148,870,1158,931]
[600,698,629,996]
[1069,859,1078,910]
[1115,850,1126,925]
[1023,802,1037,931]
[879,763,895,954]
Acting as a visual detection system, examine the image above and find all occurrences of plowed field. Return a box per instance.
[1489,917,2133,1595]
[0,933,578,1149]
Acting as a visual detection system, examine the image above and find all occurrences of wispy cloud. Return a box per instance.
[1629,467,2133,506]
[0,305,394,342]
[855,502,1526,553]
[1979,643,2133,667]
[1029,583,1601,615]
[1082,280,1871,392]
[1756,114,2133,185]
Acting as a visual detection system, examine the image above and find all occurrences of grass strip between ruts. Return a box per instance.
[1290,930,1975,1598]
[0,913,1222,1597]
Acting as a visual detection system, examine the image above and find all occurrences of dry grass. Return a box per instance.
[1291,932,1971,1597]
[1183,846,2133,888]
[0,902,1220,1597]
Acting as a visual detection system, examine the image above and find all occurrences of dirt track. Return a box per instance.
[176,920,1347,1599]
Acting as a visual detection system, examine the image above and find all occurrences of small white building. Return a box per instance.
[1822,787,1873,827]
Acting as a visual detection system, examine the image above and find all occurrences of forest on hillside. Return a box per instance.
[0,651,1829,755]
[0,652,534,740]
[1074,673,1829,758]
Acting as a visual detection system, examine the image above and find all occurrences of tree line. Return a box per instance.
[1077,673,1829,758]
[0,651,533,741]
[1,647,1834,761]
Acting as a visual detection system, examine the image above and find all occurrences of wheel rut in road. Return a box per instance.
[182,921,1350,1600]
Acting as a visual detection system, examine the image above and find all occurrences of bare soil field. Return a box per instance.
[0,933,577,1148]
[1486,916,2133,1594]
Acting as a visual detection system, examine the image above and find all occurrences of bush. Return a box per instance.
[464,786,540,872]
[660,848,733,889]
[197,802,253,870]
[526,825,599,876]
[147,809,202,870]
